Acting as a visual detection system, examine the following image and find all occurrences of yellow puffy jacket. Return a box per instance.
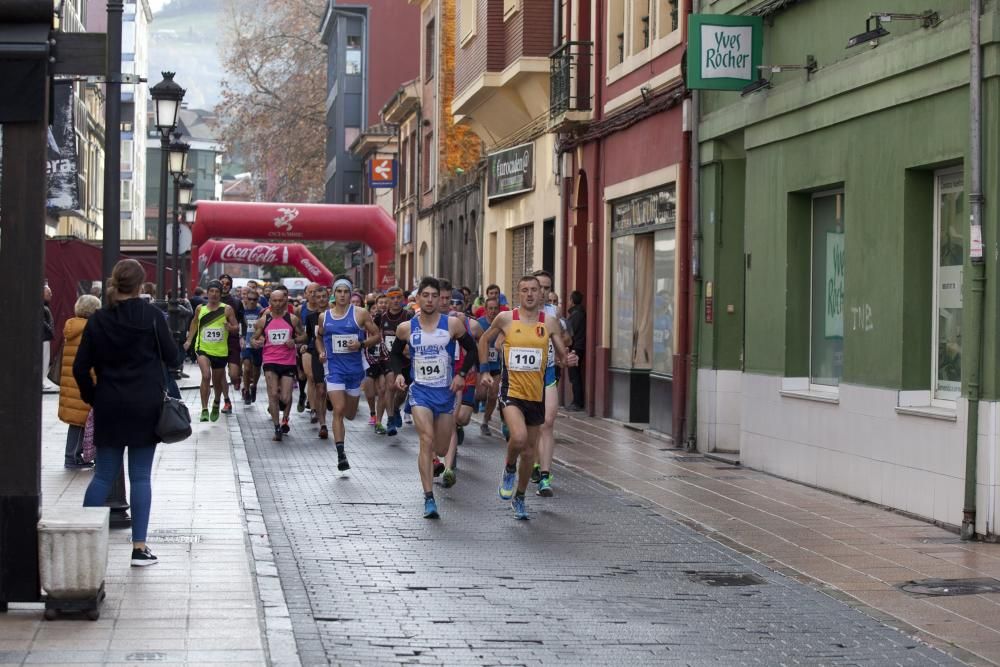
[58,317,91,426]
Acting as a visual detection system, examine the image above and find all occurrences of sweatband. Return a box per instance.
[333,278,353,291]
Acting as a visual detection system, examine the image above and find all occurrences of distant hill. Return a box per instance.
[149,0,225,110]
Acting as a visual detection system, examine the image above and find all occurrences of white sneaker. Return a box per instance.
[402,412,413,425]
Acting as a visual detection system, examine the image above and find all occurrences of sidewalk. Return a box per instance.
[0,390,295,666]
[553,410,1000,666]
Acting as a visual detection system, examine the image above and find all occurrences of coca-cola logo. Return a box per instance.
[300,258,321,277]
[219,243,280,264]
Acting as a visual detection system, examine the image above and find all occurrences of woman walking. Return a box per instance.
[58,294,102,469]
[74,259,177,567]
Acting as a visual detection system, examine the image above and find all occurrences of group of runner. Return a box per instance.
[185,271,577,520]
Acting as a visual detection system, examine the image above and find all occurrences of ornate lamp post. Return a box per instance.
[149,72,185,299]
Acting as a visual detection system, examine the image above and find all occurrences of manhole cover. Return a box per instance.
[899,577,1000,596]
[687,571,766,587]
[125,652,169,662]
[133,530,202,544]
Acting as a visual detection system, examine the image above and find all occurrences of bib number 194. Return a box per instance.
[416,363,445,383]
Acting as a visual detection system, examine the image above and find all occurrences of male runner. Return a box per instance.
[476,296,502,435]
[184,280,239,422]
[240,287,264,405]
[441,289,482,488]
[251,286,305,441]
[296,283,319,413]
[530,269,575,496]
[389,276,478,519]
[376,286,411,436]
[318,276,382,471]
[303,285,329,438]
[478,275,574,520]
[218,274,245,411]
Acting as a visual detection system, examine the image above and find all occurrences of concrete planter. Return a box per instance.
[38,507,109,599]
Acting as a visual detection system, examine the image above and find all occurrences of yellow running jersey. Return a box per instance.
[500,309,549,402]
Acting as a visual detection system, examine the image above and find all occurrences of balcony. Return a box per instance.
[549,41,592,128]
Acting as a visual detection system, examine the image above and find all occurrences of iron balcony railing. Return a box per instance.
[550,40,593,118]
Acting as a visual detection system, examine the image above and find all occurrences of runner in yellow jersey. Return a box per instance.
[478,275,576,520]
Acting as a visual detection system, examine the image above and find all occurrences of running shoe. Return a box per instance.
[441,468,456,488]
[273,425,282,442]
[537,475,553,497]
[250,386,257,403]
[456,425,465,446]
[368,414,377,426]
[210,403,220,422]
[386,423,398,437]
[423,497,439,519]
[498,468,516,500]
[318,425,328,440]
[221,400,233,415]
[531,463,542,484]
[480,422,490,437]
[130,546,159,567]
[310,410,318,424]
[374,423,387,435]
[281,418,290,434]
[242,388,251,406]
[297,393,306,413]
[200,409,209,423]
[433,458,445,477]
[402,411,413,425]
[511,495,529,520]
[337,454,350,471]
[392,410,402,428]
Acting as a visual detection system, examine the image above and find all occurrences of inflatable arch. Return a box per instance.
[196,239,335,288]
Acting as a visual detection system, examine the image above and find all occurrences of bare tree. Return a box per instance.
[216,0,327,203]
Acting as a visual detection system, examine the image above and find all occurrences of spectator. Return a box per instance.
[566,290,586,411]
[474,284,510,318]
[74,259,178,567]
[59,294,101,468]
[190,287,206,310]
[42,283,57,391]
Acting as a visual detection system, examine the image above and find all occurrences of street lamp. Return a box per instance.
[168,173,194,367]
[173,174,194,298]
[150,71,185,300]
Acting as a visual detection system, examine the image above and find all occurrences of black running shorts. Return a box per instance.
[263,363,298,378]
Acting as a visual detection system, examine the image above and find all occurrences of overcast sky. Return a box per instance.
[148,0,167,12]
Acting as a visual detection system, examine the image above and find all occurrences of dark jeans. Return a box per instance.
[83,444,156,542]
[569,357,585,408]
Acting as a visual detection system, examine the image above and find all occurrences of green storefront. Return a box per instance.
[691,0,1000,534]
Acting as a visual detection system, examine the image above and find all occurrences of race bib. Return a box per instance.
[508,347,542,372]
[201,328,223,343]
[267,328,289,345]
[547,340,556,367]
[488,349,499,363]
[330,334,356,353]
[384,335,396,350]
[414,361,446,384]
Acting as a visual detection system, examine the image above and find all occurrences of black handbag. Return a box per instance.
[153,321,192,443]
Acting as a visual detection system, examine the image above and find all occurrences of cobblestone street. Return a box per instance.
[237,405,958,665]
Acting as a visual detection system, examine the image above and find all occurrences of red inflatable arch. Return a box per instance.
[191,201,396,292]
[196,239,335,289]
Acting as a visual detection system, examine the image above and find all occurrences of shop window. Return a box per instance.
[630,0,652,55]
[652,228,675,375]
[809,191,845,389]
[510,225,534,303]
[933,168,964,402]
[655,0,678,39]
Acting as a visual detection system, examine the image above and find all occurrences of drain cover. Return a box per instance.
[134,530,202,544]
[687,571,766,587]
[125,652,169,662]
[899,578,1000,596]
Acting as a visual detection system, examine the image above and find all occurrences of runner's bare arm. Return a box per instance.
[184,305,201,350]
[360,310,382,349]
[549,320,577,367]
[389,322,411,389]
[251,315,267,349]
[477,312,508,371]
[225,305,240,333]
[291,315,306,346]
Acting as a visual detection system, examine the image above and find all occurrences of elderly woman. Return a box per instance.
[74,259,177,567]
[59,294,102,469]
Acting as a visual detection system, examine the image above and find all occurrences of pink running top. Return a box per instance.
[262,312,297,366]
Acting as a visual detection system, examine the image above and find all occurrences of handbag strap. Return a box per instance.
[151,318,169,396]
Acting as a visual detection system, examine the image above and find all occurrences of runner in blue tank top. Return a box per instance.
[389,276,479,520]
[476,296,503,435]
[318,276,381,472]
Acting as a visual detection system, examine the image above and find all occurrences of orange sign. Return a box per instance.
[369,158,396,187]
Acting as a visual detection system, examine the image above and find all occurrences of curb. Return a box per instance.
[228,420,302,667]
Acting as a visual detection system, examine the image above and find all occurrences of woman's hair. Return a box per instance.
[74,294,101,318]
[105,259,146,307]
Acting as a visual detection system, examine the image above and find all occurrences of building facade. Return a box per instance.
[320,0,421,207]
[381,80,422,289]
[693,1,1000,535]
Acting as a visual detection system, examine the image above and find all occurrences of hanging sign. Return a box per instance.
[487,142,534,200]
[686,15,763,91]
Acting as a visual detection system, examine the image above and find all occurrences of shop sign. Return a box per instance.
[487,142,534,200]
[686,14,763,91]
[611,184,676,235]
[825,232,844,338]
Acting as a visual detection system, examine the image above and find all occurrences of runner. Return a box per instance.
[240,287,264,405]
[218,274,244,412]
[530,269,575,497]
[375,287,411,436]
[389,276,479,519]
[296,283,319,413]
[184,280,239,422]
[440,288,482,488]
[476,296,502,435]
[302,285,330,439]
[478,275,575,520]
[250,286,305,442]
[318,276,382,471]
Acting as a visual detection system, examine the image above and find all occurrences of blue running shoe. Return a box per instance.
[423,497,439,519]
[512,495,529,520]
[387,424,398,437]
[498,468,516,500]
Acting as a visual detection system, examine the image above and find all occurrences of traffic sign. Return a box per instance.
[368,158,396,188]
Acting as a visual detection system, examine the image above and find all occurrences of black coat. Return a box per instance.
[73,297,177,448]
[567,305,586,353]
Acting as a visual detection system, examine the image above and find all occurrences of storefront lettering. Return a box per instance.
[612,184,677,234]
[824,233,845,338]
[700,24,753,80]
[487,143,535,200]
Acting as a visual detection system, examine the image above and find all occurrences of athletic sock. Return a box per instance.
[336,442,345,457]
[540,471,550,479]
[424,491,434,500]
[505,462,517,474]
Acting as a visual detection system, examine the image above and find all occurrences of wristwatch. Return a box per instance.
[457,371,467,378]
